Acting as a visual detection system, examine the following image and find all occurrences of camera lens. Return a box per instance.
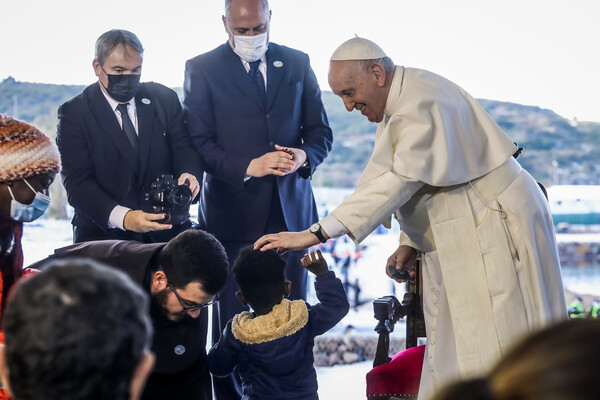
[168,185,193,208]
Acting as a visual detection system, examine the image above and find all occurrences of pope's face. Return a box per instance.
[222,0,271,44]
[328,61,387,123]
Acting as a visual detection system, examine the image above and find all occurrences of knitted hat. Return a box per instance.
[0,115,61,183]
[330,36,387,61]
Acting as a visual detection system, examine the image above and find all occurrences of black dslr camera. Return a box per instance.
[143,174,193,225]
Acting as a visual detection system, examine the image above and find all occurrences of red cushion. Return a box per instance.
[366,345,425,398]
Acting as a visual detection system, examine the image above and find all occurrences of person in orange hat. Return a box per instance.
[0,114,61,399]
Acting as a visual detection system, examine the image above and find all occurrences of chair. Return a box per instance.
[366,260,426,400]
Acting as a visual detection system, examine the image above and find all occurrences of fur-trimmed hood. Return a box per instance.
[207,271,350,400]
[232,299,309,344]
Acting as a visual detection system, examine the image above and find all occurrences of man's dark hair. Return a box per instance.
[157,229,228,295]
[233,246,286,310]
[2,259,152,400]
[95,29,144,66]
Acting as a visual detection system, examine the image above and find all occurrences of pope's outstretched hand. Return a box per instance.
[254,230,319,254]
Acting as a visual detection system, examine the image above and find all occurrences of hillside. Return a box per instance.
[2,76,599,193]
[314,92,600,187]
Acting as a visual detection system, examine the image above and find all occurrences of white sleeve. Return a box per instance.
[108,205,131,230]
[331,176,424,243]
[319,215,348,239]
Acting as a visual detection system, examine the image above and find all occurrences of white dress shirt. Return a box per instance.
[239,54,267,182]
[99,83,138,230]
[240,54,268,89]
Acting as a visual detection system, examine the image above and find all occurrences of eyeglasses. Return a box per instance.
[168,282,218,313]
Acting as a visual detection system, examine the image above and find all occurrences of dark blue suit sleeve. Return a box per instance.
[57,103,119,230]
[183,59,253,188]
[207,321,240,377]
[297,54,333,178]
[309,271,350,336]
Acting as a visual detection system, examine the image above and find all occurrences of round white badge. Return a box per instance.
[174,345,186,355]
[141,98,151,105]
[273,61,283,68]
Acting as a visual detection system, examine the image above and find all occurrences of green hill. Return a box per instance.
[2,76,599,194]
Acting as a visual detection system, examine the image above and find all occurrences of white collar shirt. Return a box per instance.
[98,82,139,135]
[239,54,268,90]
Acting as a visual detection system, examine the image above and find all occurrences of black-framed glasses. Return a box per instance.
[168,282,218,313]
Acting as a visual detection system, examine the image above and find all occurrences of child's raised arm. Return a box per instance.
[301,249,329,276]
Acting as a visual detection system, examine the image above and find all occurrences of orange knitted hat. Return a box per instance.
[0,115,61,183]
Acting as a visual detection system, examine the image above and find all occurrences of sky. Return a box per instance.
[2,0,599,122]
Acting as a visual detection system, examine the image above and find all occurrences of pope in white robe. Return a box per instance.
[255,37,567,399]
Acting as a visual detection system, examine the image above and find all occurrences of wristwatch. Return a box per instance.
[309,222,327,243]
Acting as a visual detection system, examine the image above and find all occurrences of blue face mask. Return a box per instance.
[7,179,51,222]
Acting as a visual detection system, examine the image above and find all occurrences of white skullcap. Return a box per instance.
[330,36,387,61]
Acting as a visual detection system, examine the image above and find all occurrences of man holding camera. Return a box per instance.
[57,29,202,244]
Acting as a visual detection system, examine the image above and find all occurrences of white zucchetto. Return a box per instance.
[330,36,387,61]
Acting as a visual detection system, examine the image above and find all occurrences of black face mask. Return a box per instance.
[102,69,141,103]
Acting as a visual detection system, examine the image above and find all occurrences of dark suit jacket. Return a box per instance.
[29,240,208,376]
[183,42,332,242]
[57,82,203,243]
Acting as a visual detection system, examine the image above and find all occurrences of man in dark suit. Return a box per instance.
[57,29,203,244]
[182,1,332,398]
[27,229,229,400]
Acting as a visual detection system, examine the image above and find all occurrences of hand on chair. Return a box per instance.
[386,245,417,283]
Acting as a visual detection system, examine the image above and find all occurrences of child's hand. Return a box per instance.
[301,249,329,276]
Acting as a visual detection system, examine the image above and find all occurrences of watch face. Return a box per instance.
[310,223,320,233]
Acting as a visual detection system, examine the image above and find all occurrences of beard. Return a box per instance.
[151,288,187,322]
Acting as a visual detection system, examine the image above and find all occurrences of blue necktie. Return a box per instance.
[248,60,266,103]
[116,103,139,155]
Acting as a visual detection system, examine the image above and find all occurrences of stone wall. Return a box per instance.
[314,333,406,367]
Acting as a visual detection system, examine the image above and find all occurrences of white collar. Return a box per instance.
[240,53,267,69]
[384,66,405,118]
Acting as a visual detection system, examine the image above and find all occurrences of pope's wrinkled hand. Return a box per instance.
[254,230,319,254]
[386,244,417,283]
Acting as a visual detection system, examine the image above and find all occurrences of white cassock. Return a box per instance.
[321,66,567,399]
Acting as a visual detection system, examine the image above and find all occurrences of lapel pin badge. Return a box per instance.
[141,98,151,105]
[273,61,283,68]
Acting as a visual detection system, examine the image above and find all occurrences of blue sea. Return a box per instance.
[21,218,600,299]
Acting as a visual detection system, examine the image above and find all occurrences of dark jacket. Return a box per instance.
[0,217,23,326]
[29,240,208,375]
[183,42,332,242]
[57,82,203,243]
[207,271,349,400]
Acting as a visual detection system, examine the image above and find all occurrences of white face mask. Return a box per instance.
[231,31,269,62]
